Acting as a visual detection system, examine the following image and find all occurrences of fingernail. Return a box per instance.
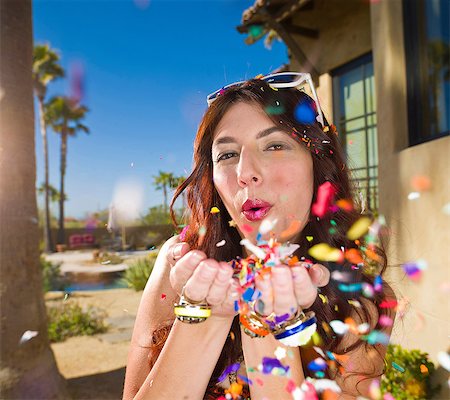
[173,244,183,259]
[314,266,324,281]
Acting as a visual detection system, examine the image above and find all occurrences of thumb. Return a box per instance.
[309,263,330,287]
[167,242,190,266]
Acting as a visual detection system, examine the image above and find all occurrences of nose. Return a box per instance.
[237,148,262,188]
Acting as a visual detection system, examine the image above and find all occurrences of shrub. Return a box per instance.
[122,253,158,291]
[40,256,67,292]
[47,301,107,342]
[96,251,123,265]
[381,344,441,399]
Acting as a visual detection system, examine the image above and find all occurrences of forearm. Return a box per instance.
[241,327,305,400]
[134,315,233,400]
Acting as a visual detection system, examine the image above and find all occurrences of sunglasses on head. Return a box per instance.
[206,72,325,127]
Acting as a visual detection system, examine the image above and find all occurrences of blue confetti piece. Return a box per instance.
[308,359,327,371]
[365,330,390,345]
[237,374,253,385]
[294,101,316,124]
[234,300,239,312]
[374,275,383,292]
[338,283,362,292]
[242,287,255,302]
[262,357,290,374]
[315,371,325,378]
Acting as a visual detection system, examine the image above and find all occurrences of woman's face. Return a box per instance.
[212,101,314,243]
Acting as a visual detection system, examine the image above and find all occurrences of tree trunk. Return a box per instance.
[38,97,54,253]
[163,184,168,214]
[0,0,68,398]
[57,131,67,245]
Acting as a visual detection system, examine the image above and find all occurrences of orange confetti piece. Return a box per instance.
[365,247,382,262]
[345,248,364,264]
[288,256,300,266]
[420,364,429,374]
[411,175,431,192]
[336,199,354,212]
[323,390,339,400]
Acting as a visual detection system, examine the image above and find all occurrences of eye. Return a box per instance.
[215,151,238,162]
[266,143,289,151]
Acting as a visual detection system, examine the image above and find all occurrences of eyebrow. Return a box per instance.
[213,126,282,146]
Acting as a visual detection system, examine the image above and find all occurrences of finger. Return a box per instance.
[291,264,318,309]
[167,242,190,267]
[308,263,330,287]
[184,259,220,302]
[206,262,234,305]
[170,250,206,294]
[254,272,274,316]
[271,266,297,316]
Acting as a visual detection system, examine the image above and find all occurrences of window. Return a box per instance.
[332,54,378,212]
[404,0,450,145]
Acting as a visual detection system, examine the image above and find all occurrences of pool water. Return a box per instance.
[51,271,129,292]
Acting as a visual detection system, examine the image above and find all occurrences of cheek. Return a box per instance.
[213,170,234,206]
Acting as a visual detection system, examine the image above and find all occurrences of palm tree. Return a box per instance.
[153,170,174,214]
[0,0,67,397]
[33,44,64,253]
[45,96,89,245]
[170,175,187,209]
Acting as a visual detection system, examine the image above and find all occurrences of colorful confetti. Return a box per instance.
[346,216,372,240]
[311,182,336,218]
[308,243,343,262]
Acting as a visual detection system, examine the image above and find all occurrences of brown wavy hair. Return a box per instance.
[150,79,394,396]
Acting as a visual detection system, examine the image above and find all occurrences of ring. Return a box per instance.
[239,312,271,338]
[272,310,317,347]
[174,294,211,324]
[180,285,207,306]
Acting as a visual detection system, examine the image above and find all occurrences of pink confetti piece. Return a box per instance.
[378,315,393,327]
[311,182,336,217]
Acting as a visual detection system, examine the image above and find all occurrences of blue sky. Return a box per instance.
[33,0,288,219]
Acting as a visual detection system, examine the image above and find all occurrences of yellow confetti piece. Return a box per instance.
[420,364,428,374]
[312,331,323,346]
[334,305,339,312]
[228,220,237,227]
[308,243,343,262]
[306,235,314,242]
[319,294,328,304]
[210,206,220,214]
[348,300,361,308]
[346,216,372,240]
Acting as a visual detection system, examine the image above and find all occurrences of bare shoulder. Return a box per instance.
[130,235,180,347]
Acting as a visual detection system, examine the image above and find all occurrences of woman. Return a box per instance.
[123,73,396,400]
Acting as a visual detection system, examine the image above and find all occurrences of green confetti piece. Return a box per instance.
[392,362,405,373]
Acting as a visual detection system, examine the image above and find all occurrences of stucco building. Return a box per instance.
[237,0,449,383]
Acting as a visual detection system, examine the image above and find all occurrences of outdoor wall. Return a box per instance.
[371,0,449,380]
[43,224,176,250]
[289,0,372,75]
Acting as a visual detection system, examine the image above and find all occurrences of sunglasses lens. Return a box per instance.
[264,74,301,85]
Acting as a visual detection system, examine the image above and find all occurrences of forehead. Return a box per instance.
[213,102,274,140]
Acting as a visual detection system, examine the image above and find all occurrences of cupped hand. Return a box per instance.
[168,241,238,319]
[254,262,330,317]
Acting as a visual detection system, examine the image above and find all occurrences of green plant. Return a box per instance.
[122,253,158,291]
[381,344,441,399]
[40,256,67,292]
[47,301,107,342]
[97,251,123,265]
